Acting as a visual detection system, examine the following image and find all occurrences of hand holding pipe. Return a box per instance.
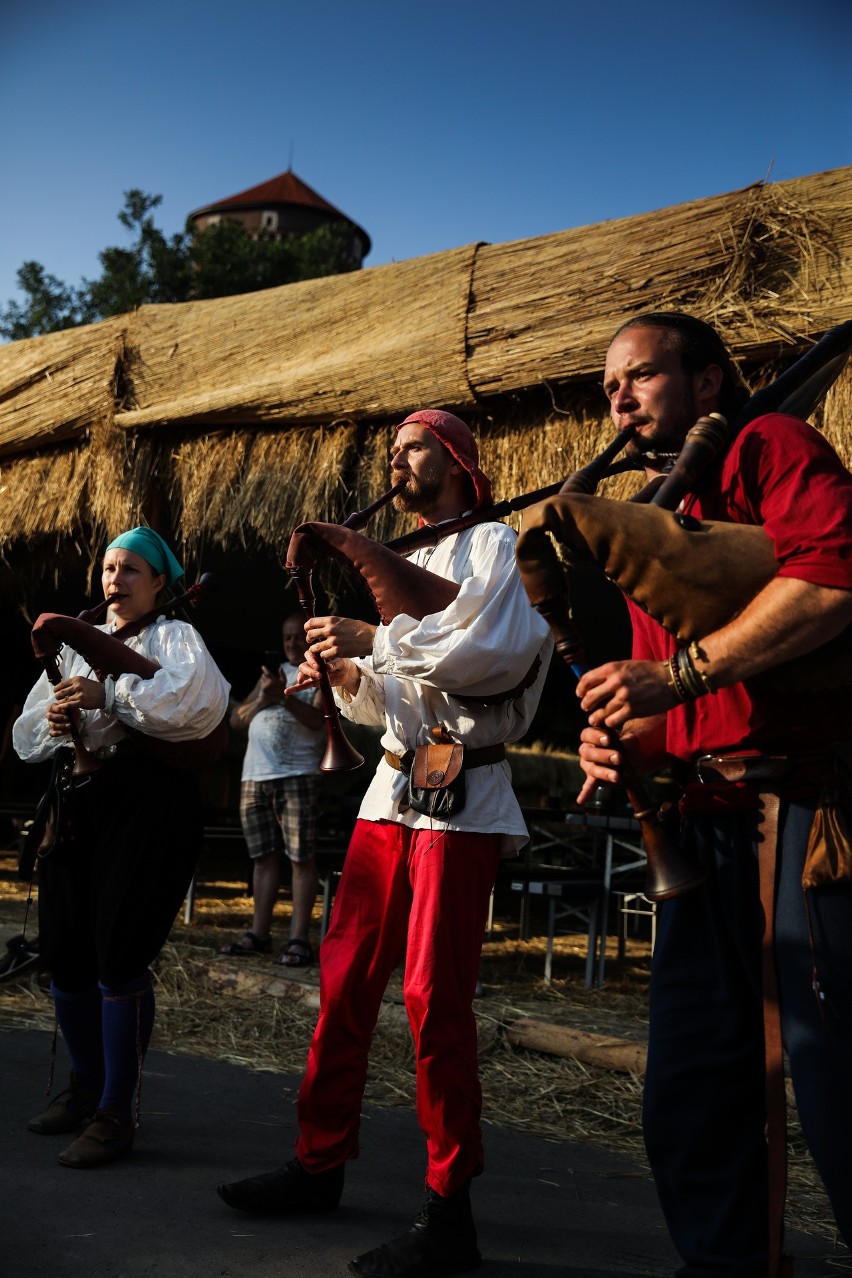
[513,424,706,901]
[287,556,365,773]
[285,484,413,773]
[286,481,412,773]
[519,556,705,902]
[31,573,227,773]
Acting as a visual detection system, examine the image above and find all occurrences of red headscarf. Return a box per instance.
[396,409,493,510]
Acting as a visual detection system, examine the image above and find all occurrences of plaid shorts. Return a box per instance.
[239,776,320,863]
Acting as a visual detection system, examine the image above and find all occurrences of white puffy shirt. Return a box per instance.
[336,521,553,854]
[13,617,231,764]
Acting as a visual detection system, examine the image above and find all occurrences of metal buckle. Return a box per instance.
[695,753,725,784]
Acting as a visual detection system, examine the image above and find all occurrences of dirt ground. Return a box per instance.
[0,847,844,1249]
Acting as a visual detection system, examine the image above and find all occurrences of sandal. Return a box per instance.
[276,939,314,968]
[218,932,272,956]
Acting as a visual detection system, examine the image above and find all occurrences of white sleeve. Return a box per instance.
[335,659,387,728]
[371,524,551,698]
[110,619,231,741]
[12,668,63,763]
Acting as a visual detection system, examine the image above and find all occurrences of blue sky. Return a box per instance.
[2,0,850,309]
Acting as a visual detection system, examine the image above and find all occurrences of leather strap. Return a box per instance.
[455,655,542,706]
[694,754,794,785]
[757,790,790,1278]
[691,751,794,1276]
[384,743,506,774]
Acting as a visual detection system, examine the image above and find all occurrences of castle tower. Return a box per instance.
[187,169,371,267]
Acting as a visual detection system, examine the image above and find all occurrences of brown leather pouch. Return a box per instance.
[803,746,852,889]
[412,742,463,789]
[408,740,466,820]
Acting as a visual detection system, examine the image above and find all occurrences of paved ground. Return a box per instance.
[1,1027,846,1278]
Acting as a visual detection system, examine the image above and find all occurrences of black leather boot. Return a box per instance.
[348,1181,481,1277]
[217,1157,344,1214]
[27,1072,100,1135]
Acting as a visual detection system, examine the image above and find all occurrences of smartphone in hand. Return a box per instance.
[262,650,284,677]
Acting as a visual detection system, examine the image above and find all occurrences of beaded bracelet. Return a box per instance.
[666,653,693,703]
[665,645,718,703]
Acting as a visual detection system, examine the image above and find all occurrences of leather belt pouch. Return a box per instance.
[408,742,466,820]
[695,749,852,890]
[803,745,852,889]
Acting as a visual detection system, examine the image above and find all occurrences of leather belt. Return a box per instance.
[693,753,795,785]
[384,744,505,774]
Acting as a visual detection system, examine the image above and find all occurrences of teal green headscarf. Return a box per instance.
[105,527,184,586]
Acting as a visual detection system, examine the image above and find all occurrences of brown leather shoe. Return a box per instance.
[58,1110,134,1168]
[27,1073,100,1135]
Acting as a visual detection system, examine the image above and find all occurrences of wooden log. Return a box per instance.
[204,960,650,1074]
[505,1018,647,1075]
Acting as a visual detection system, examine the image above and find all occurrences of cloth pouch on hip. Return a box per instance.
[408,742,466,820]
[802,746,852,889]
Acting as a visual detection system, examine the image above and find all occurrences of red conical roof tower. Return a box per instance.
[187,169,371,264]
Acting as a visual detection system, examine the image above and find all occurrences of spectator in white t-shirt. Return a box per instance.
[219,614,324,966]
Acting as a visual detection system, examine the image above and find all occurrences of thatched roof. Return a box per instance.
[1,165,850,564]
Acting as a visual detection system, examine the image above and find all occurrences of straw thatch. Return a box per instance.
[0,317,125,455]
[466,171,849,392]
[0,166,850,562]
[169,422,360,556]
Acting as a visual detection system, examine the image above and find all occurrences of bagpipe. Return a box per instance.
[30,572,229,777]
[19,574,228,882]
[511,322,852,901]
[286,321,852,900]
[287,484,452,773]
[286,484,542,772]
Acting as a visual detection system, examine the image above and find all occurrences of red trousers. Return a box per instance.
[296,818,502,1197]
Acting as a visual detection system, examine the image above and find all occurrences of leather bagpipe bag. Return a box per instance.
[515,493,851,692]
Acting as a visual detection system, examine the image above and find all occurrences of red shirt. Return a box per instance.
[628,413,852,778]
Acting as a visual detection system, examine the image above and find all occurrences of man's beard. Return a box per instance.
[391,468,445,515]
[624,399,696,465]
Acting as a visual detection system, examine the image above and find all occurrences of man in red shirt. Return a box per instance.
[577,313,852,1274]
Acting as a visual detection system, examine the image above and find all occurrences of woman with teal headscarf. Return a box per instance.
[14,527,230,1168]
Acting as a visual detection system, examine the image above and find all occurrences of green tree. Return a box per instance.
[189,217,357,299]
[83,190,192,317]
[1,189,362,340]
[189,219,296,299]
[289,221,358,283]
[0,261,84,340]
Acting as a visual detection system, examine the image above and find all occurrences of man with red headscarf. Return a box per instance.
[218,410,552,1277]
